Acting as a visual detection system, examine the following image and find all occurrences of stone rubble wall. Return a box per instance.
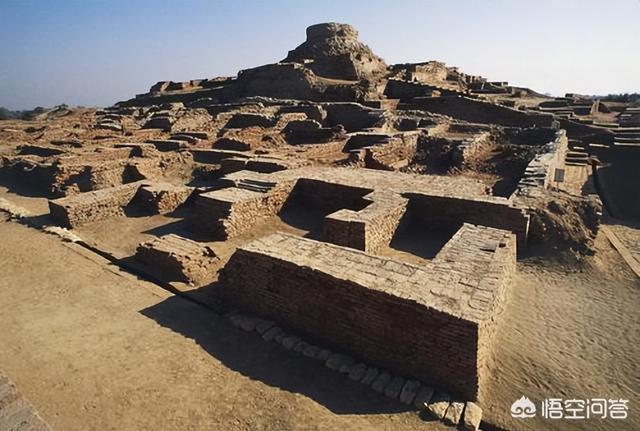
[220,225,515,400]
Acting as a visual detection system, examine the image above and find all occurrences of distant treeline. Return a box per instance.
[594,93,640,103]
[0,106,58,121]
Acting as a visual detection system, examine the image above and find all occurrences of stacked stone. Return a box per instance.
[225,311,483,430]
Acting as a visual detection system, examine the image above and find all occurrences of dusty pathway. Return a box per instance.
[0,215,446,431]
[483,236,640,431]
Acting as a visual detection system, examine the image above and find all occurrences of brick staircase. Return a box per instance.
[565,140,590,166]
[236,178,277,193]
[614,127,640,146]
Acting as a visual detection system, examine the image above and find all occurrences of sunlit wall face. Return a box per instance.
[0,0,638,110]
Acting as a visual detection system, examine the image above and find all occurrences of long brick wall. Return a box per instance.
[405,193,529,248]
[219,224,516,401]
[400,96,555,128]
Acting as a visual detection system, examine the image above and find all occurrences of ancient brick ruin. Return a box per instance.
[1,21,619,430]
[220,225,515,400]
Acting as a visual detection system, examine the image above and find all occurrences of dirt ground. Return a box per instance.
[483,235,640,430]
[0,215,451,431]
[1,204,638,431]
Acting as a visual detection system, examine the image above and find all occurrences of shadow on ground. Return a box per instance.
[0,172,52,198]
[139,294,413,415]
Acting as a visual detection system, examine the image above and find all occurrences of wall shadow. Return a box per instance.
[139,294,413,415]
[390,210,458,260]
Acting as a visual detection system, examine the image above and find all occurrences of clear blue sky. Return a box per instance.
[0,0,638,110]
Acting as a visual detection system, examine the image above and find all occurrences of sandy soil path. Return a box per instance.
[0,216,446,431]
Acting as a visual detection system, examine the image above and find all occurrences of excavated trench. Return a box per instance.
[592,145,640,221]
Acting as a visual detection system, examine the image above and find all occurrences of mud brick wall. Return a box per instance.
[410,61,448,82]
[324,192,408,253]
[364,133,419,170]
[190,183,295,239]
[401,96,555,128]
[290,140,345,160]
[451,132,492,167]
[48,149,192,196]
[514,130,568,198]
[289,178,372,213]
[406,193,529,247]
[55,148,133,165]
[134,183,193,214]
[383,79,441,101]
[220,227,516,400]
[50,159,126,195]
[48,181,143,228]
[135,234,217,283]
[476,236,516,403]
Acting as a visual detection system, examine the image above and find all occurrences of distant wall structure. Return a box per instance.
[220,224,516,401]
[283,22,388,81]
[190,167,530,249]
[513,130,569,198]
[401,96,556,128]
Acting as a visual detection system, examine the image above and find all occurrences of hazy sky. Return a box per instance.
[0,0,638,110]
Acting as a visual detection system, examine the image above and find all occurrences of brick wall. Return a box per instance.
[324,191,408,253]
[400,96,555,128]
[405,193,529,248]
[290,179,372,213]
[364,133,419,171]
[48,181,143,228]
[219,225,516,401]
[189,182,295,239]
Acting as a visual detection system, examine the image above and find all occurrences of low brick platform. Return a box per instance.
[220,223,516,400]
[189,182,296,239]
[135,234,217,283]
[135,182,194,214]
[48,181,143,228]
